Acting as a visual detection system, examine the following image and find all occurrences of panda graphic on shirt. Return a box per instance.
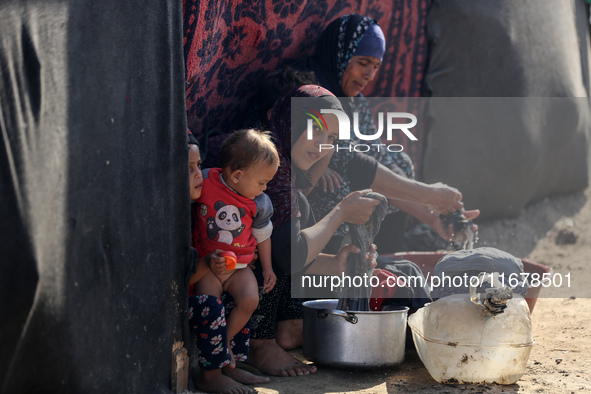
[206,201,246,244]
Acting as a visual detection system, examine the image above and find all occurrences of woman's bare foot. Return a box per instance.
[248,338,317,377]
[222,366,270,385]
[196,369,253,394]
[276,319,303,350]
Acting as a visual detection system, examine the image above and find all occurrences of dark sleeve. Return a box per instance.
[271,191,315,276]
[270,219,307,276]
[186,246,200,286]
[346,152,378,190]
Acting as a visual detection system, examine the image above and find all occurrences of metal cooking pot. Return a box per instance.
[302,299,408,368]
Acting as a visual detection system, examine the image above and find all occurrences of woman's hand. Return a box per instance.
[334,243,378,275]
[364,243,378,270]
[262,268,277,293]
[338,189,381,225]
[204,249,227,275]
[425,182,464,214]
[317,167,343,193]
[429,209,480,242]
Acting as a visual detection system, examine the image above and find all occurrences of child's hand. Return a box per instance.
[205,250,227,275]
[262,268,277,293]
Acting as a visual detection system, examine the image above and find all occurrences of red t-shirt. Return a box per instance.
[193,168,259,265]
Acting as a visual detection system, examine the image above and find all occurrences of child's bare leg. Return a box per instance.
[194,270,224,299]
[195,271,237,366]
[197,369,253,394]
[223,268,259,345]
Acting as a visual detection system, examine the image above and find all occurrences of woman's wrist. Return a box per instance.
[331,202,346,223]
[421,183,444,211]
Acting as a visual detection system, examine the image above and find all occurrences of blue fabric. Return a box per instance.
[353,23,385,61]
[252,193,274,230]
[188,294,250,370]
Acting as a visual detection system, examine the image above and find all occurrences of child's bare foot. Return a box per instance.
[248,338,317,377]
[222,366,270,385]
[196,369,253,394]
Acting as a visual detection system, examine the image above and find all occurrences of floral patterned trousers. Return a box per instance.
[188,294,250,370]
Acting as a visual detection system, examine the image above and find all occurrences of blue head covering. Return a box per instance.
[353,23,385,61]
[292,14,384,97]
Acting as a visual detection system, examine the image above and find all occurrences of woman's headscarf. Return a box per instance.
[266,85,342,227]
[293,14,385,97]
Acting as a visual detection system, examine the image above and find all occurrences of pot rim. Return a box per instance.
[302,299,409,315]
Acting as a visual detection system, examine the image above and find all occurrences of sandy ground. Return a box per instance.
[191,185,591,393]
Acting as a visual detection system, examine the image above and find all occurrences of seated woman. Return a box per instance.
[291,14,479,253]
[248,85,381,377]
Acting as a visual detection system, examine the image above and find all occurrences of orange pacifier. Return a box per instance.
[220,251,237,270]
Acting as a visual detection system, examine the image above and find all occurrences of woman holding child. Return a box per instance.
[187,91,378,387]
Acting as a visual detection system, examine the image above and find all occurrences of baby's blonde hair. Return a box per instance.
[220,129,279,171]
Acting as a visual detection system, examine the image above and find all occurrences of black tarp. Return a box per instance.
[422,0,591,219]
[1,1,188,392]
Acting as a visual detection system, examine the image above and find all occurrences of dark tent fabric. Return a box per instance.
[1,1,189,392]
[183,0,433,167]
[422,0,591,219]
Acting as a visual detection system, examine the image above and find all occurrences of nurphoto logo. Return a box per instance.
[305,108,418,153]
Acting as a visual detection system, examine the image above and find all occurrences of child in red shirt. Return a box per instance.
[187,131,270,392]
[193,129,279,365]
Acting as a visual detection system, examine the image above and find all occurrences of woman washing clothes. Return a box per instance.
[291,14,479,253]
[247,85,381,377]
